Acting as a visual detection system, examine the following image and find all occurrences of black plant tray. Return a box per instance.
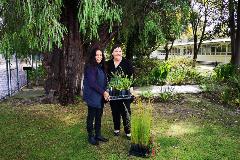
[129,144,154,158]
[109,95,132,101]
[109,89,132,101]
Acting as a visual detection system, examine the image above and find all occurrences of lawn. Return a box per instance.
[0,88,239,160]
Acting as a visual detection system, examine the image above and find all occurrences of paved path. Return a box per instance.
[133,85,202,95]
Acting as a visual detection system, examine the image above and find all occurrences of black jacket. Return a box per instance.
[106,58,134,82]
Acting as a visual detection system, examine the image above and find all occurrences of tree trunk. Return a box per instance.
[57,0,84,105]
[164,40,174,61]
[125,32,134,62]
[229,0,236,64]
[193,34,198,60]
[234,1,240,65]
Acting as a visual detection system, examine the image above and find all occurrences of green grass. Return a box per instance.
[0,89,240,160]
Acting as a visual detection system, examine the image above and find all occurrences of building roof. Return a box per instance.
[173,38,230,46]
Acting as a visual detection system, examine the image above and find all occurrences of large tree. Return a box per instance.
[189,0,214,63]
[208,0,240,65]
[0,0,121,105]
[117,0,190,60]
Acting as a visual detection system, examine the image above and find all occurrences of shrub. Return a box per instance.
[213,63,236,81]
[167,56,193,69]
[150,62,171,85]
[134,58,162,87]
[167,66,202,85]
[29,65,46,85]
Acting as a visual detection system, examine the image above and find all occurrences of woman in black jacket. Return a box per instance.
[106,44,134,139]
[83,46,110,145]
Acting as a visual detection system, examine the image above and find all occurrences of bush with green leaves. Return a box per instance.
[167,56,193,69]
[28,65,46,85]
[150,62,171,85]
[140,90,154,100]
[158,92,172,102]
[131,100,153,148]
[134,57,203,86]
[167,66,202,85]
[134,58,162,87]
[213,63,236,81]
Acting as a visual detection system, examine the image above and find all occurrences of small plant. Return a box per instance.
[158,92,172,102]
[108,69,133,99]
[108,72,133,90]
[130,99,154,157]
[140,90,154,100]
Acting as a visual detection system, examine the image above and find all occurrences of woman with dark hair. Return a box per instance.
[106,44,134,139]
[83,47,109,145]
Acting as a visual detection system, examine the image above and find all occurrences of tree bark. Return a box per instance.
[234,1,240,65]
[125,31,135,62]
[164,40,174,61]
[229,0,236,64]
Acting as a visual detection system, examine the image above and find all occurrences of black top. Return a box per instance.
[106,58,134,82]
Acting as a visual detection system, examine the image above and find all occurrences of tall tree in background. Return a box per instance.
[212,0,240,65]
[189,0,212,64]
[229,0,240,65]
[117,0,190,60]
[161,2,190,60]
[0,0,121,105]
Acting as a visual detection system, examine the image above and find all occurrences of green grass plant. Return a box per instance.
[131,100,153,147]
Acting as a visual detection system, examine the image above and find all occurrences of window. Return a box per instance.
[211,46,216,55]
[222,45,226,52]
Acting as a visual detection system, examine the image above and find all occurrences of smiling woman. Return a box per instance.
[83,46,109,145]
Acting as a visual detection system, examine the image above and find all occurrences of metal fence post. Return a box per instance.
[9,58,12,95]
[5,56,10,96]
[16,53,20,91]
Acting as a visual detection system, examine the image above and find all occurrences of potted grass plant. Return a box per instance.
[129,100,154,158]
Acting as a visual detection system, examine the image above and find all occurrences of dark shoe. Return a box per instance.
[88,136,99,145]
[96,135,108,142]
[113,131,120,136]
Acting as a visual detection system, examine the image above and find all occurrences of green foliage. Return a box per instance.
[150,62,171,85]
[158,92,172,102]
[167,56,193,69]
[167,66,202,85]
[78,0,122,39]
[131,100,153,147]
[28,65,46,83]
[140,91,154,100]
[0,0,66,55]
[139,11,165,54]
[0,0,121,57]
[213,63,236,81]
[202,66,240,107]
[166,57,202,85]
[134,57,202,86]
[133,58,159,86]
[108,70,133,90]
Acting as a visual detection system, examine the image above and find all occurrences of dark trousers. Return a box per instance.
[110,100,131,134]
[86,106,103,137]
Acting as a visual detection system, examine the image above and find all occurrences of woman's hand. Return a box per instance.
[103,91,110,101]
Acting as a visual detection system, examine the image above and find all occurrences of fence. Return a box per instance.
[0,54,29,100]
